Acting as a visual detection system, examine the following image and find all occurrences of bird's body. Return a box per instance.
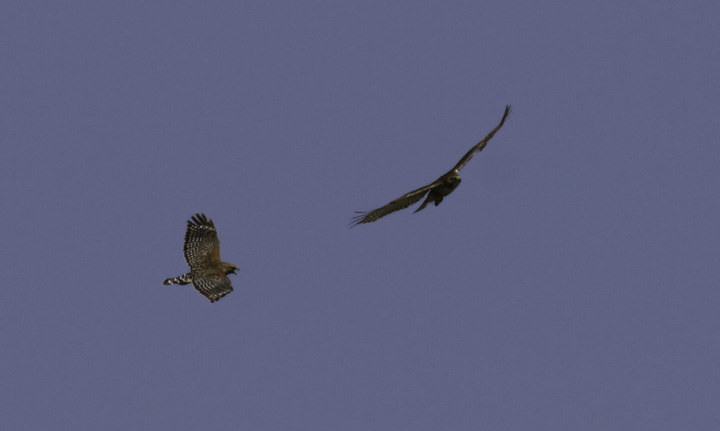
[164,213,238,303]
[350,105,511,227]
[415,169,462,213]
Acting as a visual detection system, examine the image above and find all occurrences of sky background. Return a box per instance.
[2,1,719,429]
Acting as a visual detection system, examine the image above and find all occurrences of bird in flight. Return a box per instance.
[163,213,239,303]
[350,105,511,227]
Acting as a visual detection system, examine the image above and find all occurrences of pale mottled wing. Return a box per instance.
[192,274,233,303]
[452,105,512,172]
[350,180,441,227]
[183,213,221,271]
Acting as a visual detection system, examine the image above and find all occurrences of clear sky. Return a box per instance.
[2,1,719,429]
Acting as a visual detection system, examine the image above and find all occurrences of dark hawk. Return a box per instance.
[350,105,511,227]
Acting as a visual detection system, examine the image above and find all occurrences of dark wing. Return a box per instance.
[183,213,221,271]
[452,105,512,172]
[192,274,233,303]
[350,180,442,227]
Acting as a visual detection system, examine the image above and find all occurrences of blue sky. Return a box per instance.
[2,1,719,429]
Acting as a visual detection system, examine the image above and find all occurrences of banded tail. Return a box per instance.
[163,273,193,285]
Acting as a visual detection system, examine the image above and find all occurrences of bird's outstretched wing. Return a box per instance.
[349,180,442,227]
[193,274,233,303]
[452,105,512,172]
[183,213,221,271]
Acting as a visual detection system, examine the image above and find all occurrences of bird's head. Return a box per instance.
[449,170,462,183]
[225,264,240,276]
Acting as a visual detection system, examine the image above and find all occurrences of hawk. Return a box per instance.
[163,213,239,303]
[350,105,511,227]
